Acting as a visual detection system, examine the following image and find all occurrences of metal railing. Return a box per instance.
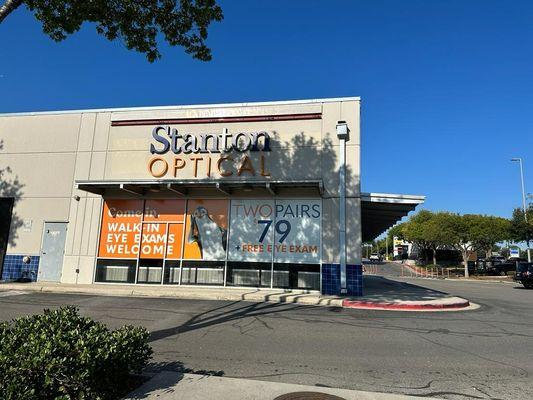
[400,264,451,279]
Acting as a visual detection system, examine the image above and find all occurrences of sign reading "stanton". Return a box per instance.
[150,126,271,154]
[147,126,272,178]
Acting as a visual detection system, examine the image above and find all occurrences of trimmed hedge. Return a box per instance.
[0,306,153,400]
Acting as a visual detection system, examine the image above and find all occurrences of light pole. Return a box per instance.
[511,158,531,262]
[337,121,349,294]
[386,233,389,261]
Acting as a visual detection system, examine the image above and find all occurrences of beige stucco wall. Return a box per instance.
[0,98,361,284]
[0,114,80,258]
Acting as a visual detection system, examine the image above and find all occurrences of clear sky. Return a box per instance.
[0,0,532,218]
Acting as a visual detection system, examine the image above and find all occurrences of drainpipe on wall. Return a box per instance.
[337,121,349,294]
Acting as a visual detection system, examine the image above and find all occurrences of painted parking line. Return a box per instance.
[0,290,28,297]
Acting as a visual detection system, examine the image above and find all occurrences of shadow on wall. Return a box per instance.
[270,131,358,264]
[0,139,24,249]
[202,130,359,266]
[269,131,356,189]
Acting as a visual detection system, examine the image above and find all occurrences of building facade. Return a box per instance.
[0,97,424,296]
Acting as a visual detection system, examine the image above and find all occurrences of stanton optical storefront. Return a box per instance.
[0,97,423,296]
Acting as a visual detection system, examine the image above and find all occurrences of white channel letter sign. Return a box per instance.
[228,199,321,264]
[150,127,271,154]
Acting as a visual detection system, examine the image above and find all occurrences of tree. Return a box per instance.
[421,212,455,266]
[389,211,511,275]
[440,214,476,278]
[472,216,511,260]
[0,0,223,62]
[401,210,434,264]
[443,214,511,278]
[399,211,459,266]
[509,206,533,254]
[388,223,405,241]
[373,237,388,257]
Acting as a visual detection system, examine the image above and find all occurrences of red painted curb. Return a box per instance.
[342,299,470,310]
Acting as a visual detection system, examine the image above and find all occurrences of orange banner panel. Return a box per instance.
[166,223,185,260]
[140,223,167,259]
[144,199,186,222]
[183,199,229,260]
[98,199,143,258]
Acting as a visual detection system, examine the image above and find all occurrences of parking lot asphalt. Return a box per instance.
[1,269,532,400]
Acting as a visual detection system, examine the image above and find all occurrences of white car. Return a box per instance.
[369,253,381,262]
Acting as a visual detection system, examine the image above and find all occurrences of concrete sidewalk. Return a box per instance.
[0,282,344,306]
[0,275,471,311]
[343,275,471,310]
[125,372,437,400]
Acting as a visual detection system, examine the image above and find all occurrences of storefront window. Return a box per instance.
[163,260,181,284]
[181,261,224,285]
[136,223,166,284]
[95,259,136,283]
[226,261,272,287]
[137,259,163,284]
[95,198,322,290]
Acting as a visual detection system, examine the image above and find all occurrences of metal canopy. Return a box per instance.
[361,192,425,242]
[75,179,324,197]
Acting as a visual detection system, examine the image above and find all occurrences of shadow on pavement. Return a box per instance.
[361,275,451,302]
[128,361,226,399]
[149,300,308,343]
[126,369,184,400]
[145,360,224,377]
[148,276,456,344]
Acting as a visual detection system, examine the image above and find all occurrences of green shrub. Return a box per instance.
[0,306,153,400]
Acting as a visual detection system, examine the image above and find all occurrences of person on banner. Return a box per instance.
[188,206,227,260]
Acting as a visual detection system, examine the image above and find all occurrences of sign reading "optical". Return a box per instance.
[147,126,272,178]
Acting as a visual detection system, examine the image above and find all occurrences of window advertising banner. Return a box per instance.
[166,224,185,260]
[143,200,185,259]
[98,198,320,264]
[98,199,144,258]
[273,200,321,264]
[98,199,186,259]
[228,199,321,264]
[144,199,185,223]
[183,199,229,260]
[139,223,167,259]
[228,200,275,262]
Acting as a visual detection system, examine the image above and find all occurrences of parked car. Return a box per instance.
[508,257,528,263]
[369,253,382,262]
[514,262,533,289]
[475,258,516,276]
[486,260,517,276]
[489,256,506,264]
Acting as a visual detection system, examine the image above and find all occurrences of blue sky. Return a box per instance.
[0,0,532,218]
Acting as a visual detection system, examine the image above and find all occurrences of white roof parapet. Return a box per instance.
[0,96,361,117]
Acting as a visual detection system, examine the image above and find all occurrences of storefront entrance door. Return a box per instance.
[38,222,67,282]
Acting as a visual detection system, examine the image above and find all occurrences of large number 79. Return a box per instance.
[258,220,291,243]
